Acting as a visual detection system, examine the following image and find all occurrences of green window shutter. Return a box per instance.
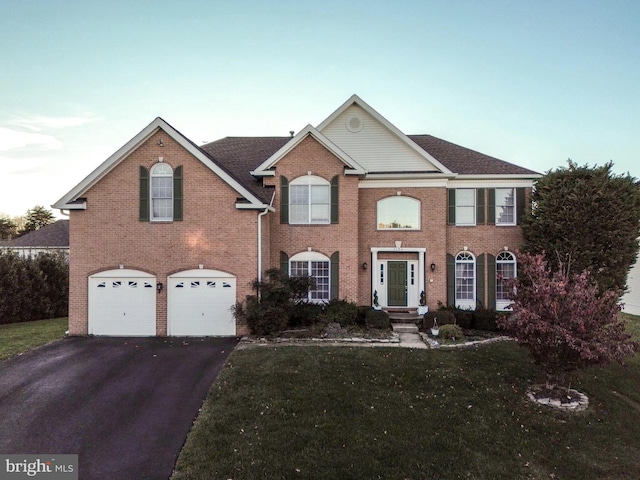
[446,253,455,306]
[487,189,496,225]
[516,187,526,225]
[476,188,486,225]
[173,166,183,221]
[139,166,149,221]
[280,176,289,224]
[330,175,339,224]
[330,251,339,299]
[447,189,456,225]
[477,254,485,309]
[280,251,289,274]
[487,254,496,310]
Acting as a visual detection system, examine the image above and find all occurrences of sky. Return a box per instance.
[1,0,639,218]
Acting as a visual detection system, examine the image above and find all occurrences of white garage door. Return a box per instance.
[89,269,156,336]
[168,269,236,336]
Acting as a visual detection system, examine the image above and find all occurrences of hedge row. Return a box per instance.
[0,250,68,324]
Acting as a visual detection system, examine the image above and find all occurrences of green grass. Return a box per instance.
[173,314,640,480]
[0,317,68,362]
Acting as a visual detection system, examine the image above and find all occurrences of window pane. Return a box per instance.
[152,198,173,219]
[290,205,309,223]
[290,185,309,205]
[310,204,329,223]
[456,189,475,225]
[310,185,329,203]
[456,261,474,301]
[496,188,515,225]
[290,261,307,277]
[377,197,420,229]
[497,261,515,300]
[152,177,172,198]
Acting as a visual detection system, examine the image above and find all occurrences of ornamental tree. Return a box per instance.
[20,206,55,235]
[497,253,639,387]
[522,161,640,294]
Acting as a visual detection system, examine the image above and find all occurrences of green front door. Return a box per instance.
[387,261,407,307]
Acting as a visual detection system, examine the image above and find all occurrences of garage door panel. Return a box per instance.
[168,272,236,336]
[89,271,156,336]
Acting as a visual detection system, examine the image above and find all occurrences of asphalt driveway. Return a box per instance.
[0,336,238,479]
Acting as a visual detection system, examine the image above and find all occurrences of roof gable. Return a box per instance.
[317,95,452,175]
[250,125,366,176]
[53,118,272,211]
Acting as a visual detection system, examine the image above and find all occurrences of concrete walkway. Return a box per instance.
[391,322,429,349]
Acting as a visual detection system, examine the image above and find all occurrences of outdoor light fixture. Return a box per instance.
[157,282,163,293]
[362,262,368,270]
[157,138,164,147]
[430,263,436,272]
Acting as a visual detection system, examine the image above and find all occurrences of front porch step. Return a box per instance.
[386,311,422,323]
[391,323,420,334]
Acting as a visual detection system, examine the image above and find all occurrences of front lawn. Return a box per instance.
[173,315,640,480]
[0,317,68,362]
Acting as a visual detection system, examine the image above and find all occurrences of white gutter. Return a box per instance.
[257,191,276,284]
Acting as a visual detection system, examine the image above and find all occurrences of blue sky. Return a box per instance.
[1,0,638,217]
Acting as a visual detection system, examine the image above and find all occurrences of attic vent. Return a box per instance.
[346,115,363,133]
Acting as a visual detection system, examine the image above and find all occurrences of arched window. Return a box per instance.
[496,251,516,311]
[289,251,330,302]
[151,163,173,221]
[455,251,475,309]
[289,176,330,224]
[377,196,420,230]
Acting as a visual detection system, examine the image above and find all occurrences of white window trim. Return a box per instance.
[495,187,516,226]
[455,251,476,310]
[289,175,330,225]
[150,163,173,222]
[496,251,516,311]
[455,188,476,226]
[376,196,421,230]
[289,251,330,303]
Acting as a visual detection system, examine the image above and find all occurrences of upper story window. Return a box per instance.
[377,196,420,230]
[151,163,173,221]
[455,189,476,226]
[289,176,330,224]
[495,188,516,225]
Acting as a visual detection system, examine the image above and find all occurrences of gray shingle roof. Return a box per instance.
[200,133,538,188]
[3,220,69,247]
[408,135,539,175]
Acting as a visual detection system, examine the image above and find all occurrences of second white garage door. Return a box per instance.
[167,269,237,336]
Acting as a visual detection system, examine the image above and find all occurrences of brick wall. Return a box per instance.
[68,129,259,336]
[264,135,359,302]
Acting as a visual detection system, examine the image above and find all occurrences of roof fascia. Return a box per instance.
[316,94,454,175]
[53,117,268,211]
[251,125,366,176]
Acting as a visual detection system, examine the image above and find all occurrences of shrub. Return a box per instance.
[439,324,465,340]
[473,308,499,331]
[421,310,455,332]
[453,309,474,329]
[365,309,390,329]
[289,302,324,327]
[0,251,68,324]
[497,253,640,387]
[322,299,359,327]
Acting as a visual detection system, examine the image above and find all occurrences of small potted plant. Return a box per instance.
[430,316,440,337]
[373,290,382,310]
[417,290,428,315]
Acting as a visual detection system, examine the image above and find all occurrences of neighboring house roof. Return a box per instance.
[1,220,69,248]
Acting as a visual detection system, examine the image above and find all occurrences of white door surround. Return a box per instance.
[371,247,426,309]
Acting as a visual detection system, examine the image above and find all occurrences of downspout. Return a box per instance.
[257,191,276,284]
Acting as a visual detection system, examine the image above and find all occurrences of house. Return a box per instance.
[0,219,69,258]
[53,95,540,337]
[622,257,640,315]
